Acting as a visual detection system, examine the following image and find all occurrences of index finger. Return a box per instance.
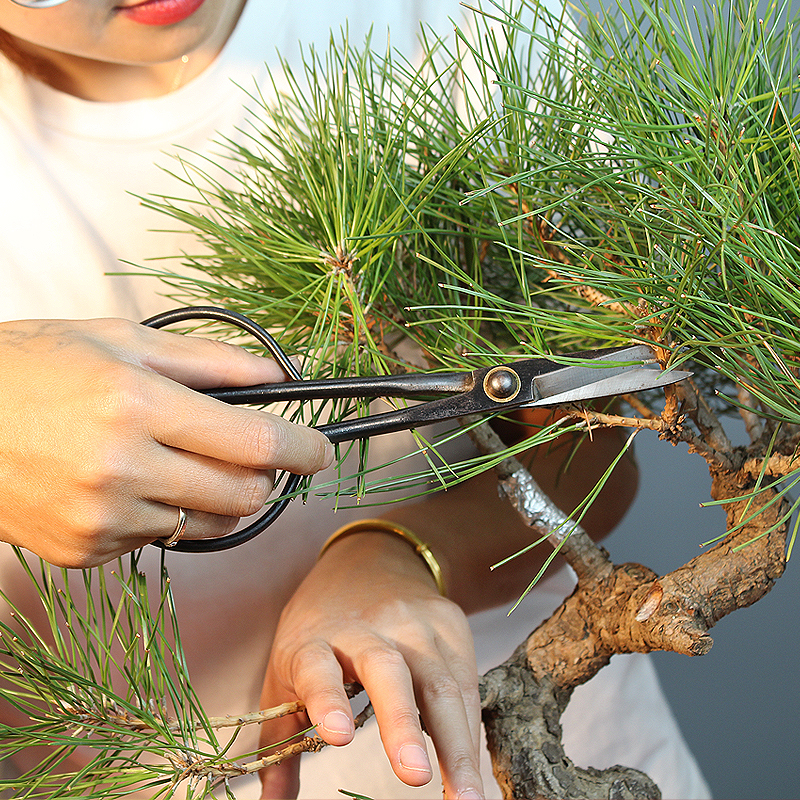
[147,379,333,475]
[355,643,484,798]
[132,324,291,390]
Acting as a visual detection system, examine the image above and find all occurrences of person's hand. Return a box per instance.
[0,317,333,567]
[258,528,484,800]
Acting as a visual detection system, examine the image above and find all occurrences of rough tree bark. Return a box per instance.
[471,414,788,800]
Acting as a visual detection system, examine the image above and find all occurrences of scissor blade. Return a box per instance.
[523,345,672,403]
[525,345,651,396]
[528,366,691,406]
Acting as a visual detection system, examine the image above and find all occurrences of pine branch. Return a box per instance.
[474,381,787,800]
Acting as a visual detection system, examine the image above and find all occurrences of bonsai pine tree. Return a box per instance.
[2,0,797,796]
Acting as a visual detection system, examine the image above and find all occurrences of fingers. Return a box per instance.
[0,317,333,566]
[83,318,334,474]
[133,428,280,522]
[142,455,277,520]
[143,503,239,544]
[360,634,484,798]
[357,649,434,787]
[144,383,333,476]
[128,323,292,390]
[285,642,356,747]
[278,629,483,798]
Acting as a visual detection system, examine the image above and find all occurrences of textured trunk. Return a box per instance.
[474,421,787,800]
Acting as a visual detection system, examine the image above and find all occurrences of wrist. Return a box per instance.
[319,519,447,597]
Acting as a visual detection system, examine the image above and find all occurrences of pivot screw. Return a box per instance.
[483,367,521,403]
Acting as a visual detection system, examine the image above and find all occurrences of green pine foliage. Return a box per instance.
[148,0,800,445]
[1,552,226,798]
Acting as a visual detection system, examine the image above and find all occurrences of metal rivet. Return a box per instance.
[483,367,521,403]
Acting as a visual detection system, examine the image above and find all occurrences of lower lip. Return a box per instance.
[117,0,206,26]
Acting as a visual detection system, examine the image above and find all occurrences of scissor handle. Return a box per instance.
[142,306,303,553]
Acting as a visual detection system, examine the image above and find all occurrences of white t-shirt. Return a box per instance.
[0,1,710,797]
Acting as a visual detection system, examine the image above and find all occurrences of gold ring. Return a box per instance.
[163,507,187,547]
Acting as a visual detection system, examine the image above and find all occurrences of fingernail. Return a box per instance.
[320,710,353,736]
[457,791,484,800]
[398,744,432,775]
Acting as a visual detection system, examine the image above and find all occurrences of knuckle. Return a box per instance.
[55,508,114,569]
[357,644,407,675]
[72,446,126,495]
[81,316,138,348]
[387,705,423,732]
[290,641,330,673]
[96,316,140,341]
[229,472,273,517]
[421,672,462,704]
[87,361,150,432]
[237,414,330,474]
[288,641,334,683]
[238,415,281,468]
[59,548,100,570]
[446,750,481,780]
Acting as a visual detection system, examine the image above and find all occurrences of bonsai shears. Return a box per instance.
[144,306,690,552]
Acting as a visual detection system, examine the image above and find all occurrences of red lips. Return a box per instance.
[116,0,206,26]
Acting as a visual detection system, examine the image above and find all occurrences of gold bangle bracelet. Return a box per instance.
[318,518,446,597]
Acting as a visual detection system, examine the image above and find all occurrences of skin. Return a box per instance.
[0,318,333,566]
[0,4,639,798]
[0,0,246,99]
[260,529,484,799]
